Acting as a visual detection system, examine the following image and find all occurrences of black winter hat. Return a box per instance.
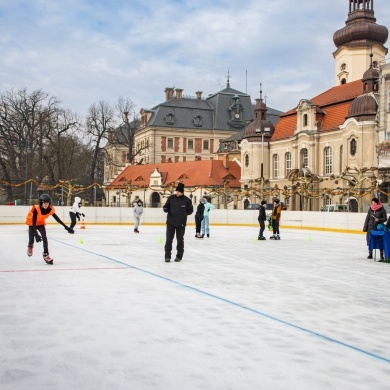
[176,183,185,193]
[273,198,280,204]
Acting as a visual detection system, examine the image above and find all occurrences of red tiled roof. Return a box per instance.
[105,160,241,189]
[273,80,362,140]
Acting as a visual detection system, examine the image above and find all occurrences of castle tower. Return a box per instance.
[333,0,388,85]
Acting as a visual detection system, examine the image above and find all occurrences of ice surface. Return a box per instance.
[0,224,389,389]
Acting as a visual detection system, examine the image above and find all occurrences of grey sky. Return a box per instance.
[1,0,390,118]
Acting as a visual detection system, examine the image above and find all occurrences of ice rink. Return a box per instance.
[1,223,390,390]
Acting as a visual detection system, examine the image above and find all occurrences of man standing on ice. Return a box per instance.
[163,183,193,262]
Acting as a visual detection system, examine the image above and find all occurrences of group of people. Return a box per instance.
[257,198,282,240]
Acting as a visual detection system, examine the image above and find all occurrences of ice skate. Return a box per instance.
[258,236,266,240]
[27,246,33,257]
[276,234,281,240]
[43,252,53,264]
[270,234,277,240]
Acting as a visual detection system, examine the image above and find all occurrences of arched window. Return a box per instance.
[350,139,357,156]
[273,154,279,178]
[245,154,249,167]
[339,145,343,173]
[285,152,292,176]
[303,114,308,127]
[324,146,332,175]
[301,148,308,168]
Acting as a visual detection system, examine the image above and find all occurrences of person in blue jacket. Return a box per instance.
[200,197,215,238]
[163,183,193,262]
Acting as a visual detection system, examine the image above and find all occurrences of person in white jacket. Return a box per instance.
[69,196,84,229]
[133,201,143,233]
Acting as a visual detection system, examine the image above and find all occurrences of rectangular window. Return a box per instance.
[285,152,291,176]
[188,139,194,149]
[167,138,173,148]
[273,154,279,179]
[325,147,332,175]
[203,140,209,150]
[388,90,390,111]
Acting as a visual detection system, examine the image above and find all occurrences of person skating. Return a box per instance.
[133,200,143,233]
[163,183,193,262]
[69,196,85,230]
[363,197,387,260]
[26,194,74,264]
[200,197,215,238]
[258,200,267,240]
[270,198,282,240]
[195,198,205,238]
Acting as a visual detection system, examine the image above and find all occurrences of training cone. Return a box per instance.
[158,236,163,244]
[79,236,84,244]
[80,218,86,229]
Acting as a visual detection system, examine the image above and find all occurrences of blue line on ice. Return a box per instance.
[53,238,390,365]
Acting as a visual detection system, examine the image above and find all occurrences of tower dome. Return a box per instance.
[243,89,274,141]
[333,0,388,49]
[346,93,378,121]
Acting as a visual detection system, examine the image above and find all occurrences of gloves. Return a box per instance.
[65,226,74,234]
[77,215,80,221]
[81,213,85,217]
[163,206,168,213]
[34,232,42,243]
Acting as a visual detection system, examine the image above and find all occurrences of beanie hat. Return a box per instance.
[261,200,267,205]
[273,198,280,204]
[176,183,185,193]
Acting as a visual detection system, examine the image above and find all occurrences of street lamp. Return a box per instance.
[255,127,271,197]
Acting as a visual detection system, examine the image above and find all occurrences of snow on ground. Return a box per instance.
[0,224,389,390]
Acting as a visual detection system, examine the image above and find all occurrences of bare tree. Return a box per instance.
[86,101,116,185]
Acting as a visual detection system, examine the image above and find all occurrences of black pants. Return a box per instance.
[69,212,78,229]
[195,216,203,234]
[273,220,280,235]
[258,220,265,237]
[165,224,185,260]
[28,225,49,253]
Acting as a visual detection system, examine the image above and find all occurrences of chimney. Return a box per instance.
[175,88,183,99]
[223,154,229,169]
[164,87,174,101]
[195,91,203,100]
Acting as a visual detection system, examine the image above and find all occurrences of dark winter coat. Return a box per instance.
[258,205,266,222]
[163,194,194,227]
[195,203,205,221]
[363,206,387,245]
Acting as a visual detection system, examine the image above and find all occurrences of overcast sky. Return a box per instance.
[1,0,390,118]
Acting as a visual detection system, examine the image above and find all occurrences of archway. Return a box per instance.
[151,192,161,208]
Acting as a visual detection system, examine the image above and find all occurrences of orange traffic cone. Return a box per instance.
[80,218,86,229]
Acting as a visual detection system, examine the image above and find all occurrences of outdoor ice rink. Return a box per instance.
[1,223,390,390]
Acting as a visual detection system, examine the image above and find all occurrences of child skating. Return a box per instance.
[26,194,74,264]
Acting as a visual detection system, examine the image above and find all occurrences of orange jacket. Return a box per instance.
[25,205,56,226]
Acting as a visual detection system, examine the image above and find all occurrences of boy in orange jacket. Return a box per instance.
[26,194,74,264]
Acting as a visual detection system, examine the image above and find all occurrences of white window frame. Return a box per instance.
[273,154,279,179]
[324,146,332,175]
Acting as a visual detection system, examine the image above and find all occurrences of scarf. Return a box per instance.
[370,202,382,211]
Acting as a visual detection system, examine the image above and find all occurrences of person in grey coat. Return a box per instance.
[163,183,193,262]
[133,201,143,233]
[363,197,387,260]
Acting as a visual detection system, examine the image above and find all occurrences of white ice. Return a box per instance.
[1,224,390,390]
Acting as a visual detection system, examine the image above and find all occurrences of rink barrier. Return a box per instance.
[0,206,366,233]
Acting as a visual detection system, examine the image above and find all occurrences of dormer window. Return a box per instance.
[303,114,308,127]
[165,113,175,125]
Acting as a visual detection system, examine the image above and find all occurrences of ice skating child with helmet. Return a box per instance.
[26,194,74,264]
[270,197,282,240]
[69,196,85,230]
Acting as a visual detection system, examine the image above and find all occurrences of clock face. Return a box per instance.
[235,113,240,119]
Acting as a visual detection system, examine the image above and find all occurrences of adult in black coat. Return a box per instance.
[363,197,387,259]
[163,183,194,262]
[257,200,267,240]
[195,199,205,238]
